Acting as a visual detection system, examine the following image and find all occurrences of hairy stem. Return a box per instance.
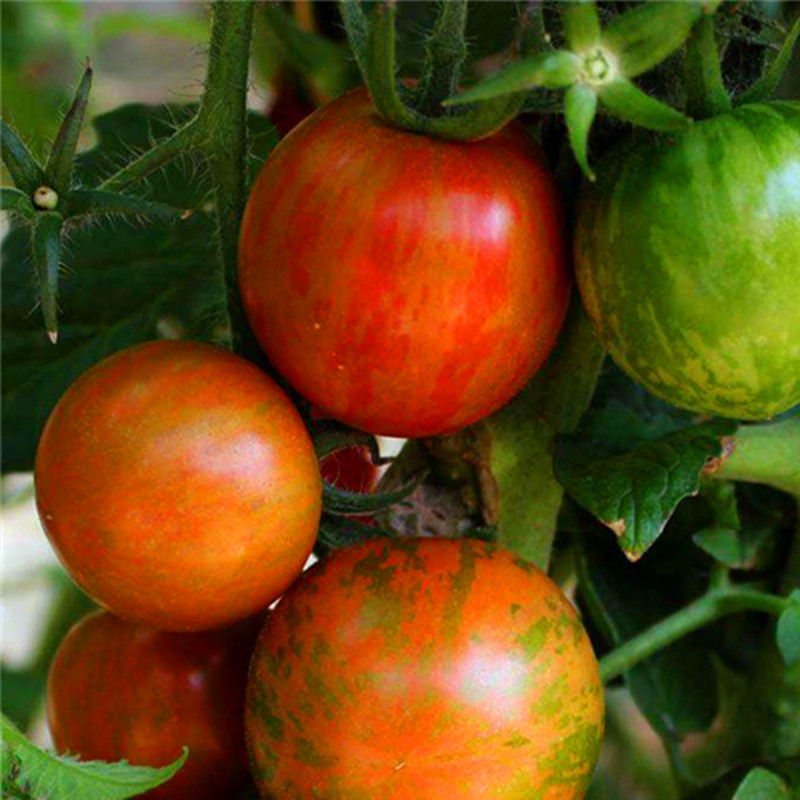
[200,1,262,360]
[599,585,787,683]
[98,121,203,193]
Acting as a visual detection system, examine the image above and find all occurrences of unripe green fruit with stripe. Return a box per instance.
[575,102,800,420]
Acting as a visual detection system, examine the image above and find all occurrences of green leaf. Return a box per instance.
[44,63,92,196]
[323,477,419,516]
[1,120,45,193]
[444,50,581,106]
[67,189,184,221]
[557,419,737,560]
[777,595,800,666]
[599,79,692,132]
[738,16,800,106]
[0,187,33,218]
[32,211,63,344]
[2,715,187,800]
[564,83,598,180]
[602,1,702,78]
[561,1,601,52]
[732,768,791,800]
[578,532,719,738]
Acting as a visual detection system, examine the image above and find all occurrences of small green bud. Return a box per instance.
[33,186,59,210]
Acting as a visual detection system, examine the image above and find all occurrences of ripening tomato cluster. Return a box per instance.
[37,90,612,800]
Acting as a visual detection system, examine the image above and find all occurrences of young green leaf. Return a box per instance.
[1,120,45,193]
[561,2,601,53]
[0,187,34,218]
[777,594,800,666]
[732,767,791,800]
[600,79,692,131]
[1,715,187,800]
[45,63,93,196]
[557,419,737,560]
[32,212,63,344]
[564,83,598,180]
[737,16,800,106]
[444,51,581,106]
[602,1,702,79]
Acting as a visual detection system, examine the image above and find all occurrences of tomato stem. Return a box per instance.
[705,418,800,499]
[599,584,788,684]
[684,14,731,119]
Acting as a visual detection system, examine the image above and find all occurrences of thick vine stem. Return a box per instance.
[599,584,789,683]
[351,0,526,141]
[199,1,261,360]
[705,418,800,498]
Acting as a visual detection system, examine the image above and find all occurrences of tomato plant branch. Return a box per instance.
[199,0,259,359]
[599,583,788,683]
[98,120,203,193]
[706,418,800,498]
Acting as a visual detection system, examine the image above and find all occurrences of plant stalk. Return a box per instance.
[599,585,787,683]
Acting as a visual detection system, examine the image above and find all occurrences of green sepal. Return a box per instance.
[45,63,93,196]
[66,189,184,221]
[32,211,63,343]
[602,1,702,78]
[737,16,800,106]
[777,591,800,667]
[0,187,34,219]
[565,83,598,181]
[444,50,581,107]
[316,513,388,554]
[313,425,380,462]
[1,120,45,193]
[322,476,419,517]
[599,79,692,132]
[561,1,601,53]
[684,14,731,119]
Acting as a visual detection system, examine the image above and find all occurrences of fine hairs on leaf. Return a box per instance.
[1,715,187,800]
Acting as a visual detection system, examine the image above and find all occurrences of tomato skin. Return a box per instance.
[575,101,800,420]
[34,340,322,631]
[47,611,256,800]
[246,539,604,800]
[239,90,570,438]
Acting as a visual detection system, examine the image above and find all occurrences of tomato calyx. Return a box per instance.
[577,48,620,89]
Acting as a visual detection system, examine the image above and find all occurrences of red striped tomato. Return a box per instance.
[239,90,570,437]
[246,538,604,799]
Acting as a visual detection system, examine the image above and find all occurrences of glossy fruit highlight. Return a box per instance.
[35,339,321,631]
[47,611,256,800]
[575,101,800,420]
[239,89,570,437]
[246,538,604,799]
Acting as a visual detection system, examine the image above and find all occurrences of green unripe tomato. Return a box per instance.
[575,101,800,420]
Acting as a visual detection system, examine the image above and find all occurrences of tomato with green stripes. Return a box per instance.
[575,101,800,420]
[239,89,570,438]
[245,538,604,799]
